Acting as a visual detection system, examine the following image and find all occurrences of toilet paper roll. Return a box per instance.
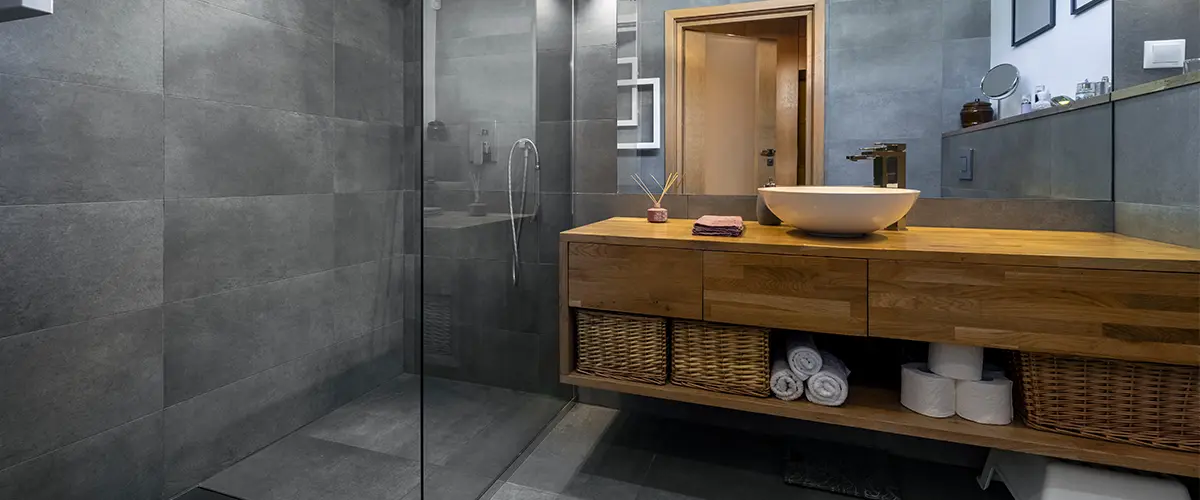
[928,343,984,381]
[955,375,1013,425]
[900,363,956,418]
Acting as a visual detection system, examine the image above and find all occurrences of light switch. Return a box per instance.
[1143,39,1187,69]
[958,148,974,181]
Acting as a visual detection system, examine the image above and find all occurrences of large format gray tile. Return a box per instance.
[299,375,421,455]
[164,194,335,301]
[203,434,420,500]
[686,195,757,221]
[941,37,989,90]
[164,331,387,497]
[492,483,561,500]
[827,0,942,49]
[0,413,164,500]
[0,0,163,92]
[434,0,532,42]
[539,50,573,122]
[825,90,944,140]
[0,308,163,470]
[1049,104,1112,200]
[336,0,393,56]
[335,120,397,192]
[165,0,334,115]
[409,464,499,500]
[435,52,535,124]
[0,75,163,205]
[335,192,399,266]
[200,0,334,38]
[1115,202,1200,248]
[334,261,390,338]
[827,41,943,97]
[907,198,1114,231]
[1113,84,1200,206]
[537,0,574,53]
[335,42,393,122]
[574,120,618,193]
[0,201,163,339]
[575,0,616,48]
[166,97,334,198]
[575,44,618,120]
[942,0,990,40]
[164,271,340,405]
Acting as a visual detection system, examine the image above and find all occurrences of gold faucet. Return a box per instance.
[846,142,908,230]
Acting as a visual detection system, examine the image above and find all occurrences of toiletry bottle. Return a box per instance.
[1020,95,1032,114]
[1032,85,1052,110]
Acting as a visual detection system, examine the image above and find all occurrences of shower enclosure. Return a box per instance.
[418,0,575,496]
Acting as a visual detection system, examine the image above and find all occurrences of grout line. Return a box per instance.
[0,70,164,96]
[0,411,163,478]
[185,0,335,42]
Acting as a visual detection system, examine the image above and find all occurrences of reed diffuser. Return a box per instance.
[632,171,680,223]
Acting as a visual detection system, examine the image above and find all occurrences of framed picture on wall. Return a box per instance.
[1071,0,1104,15]
[1012,0,1055,47]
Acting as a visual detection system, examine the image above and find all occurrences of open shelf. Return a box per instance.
[562,371,1199,478]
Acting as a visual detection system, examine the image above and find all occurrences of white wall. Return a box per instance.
[990,0,1112,117]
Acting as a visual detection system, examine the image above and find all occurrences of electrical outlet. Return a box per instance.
[1143,39,1187,69]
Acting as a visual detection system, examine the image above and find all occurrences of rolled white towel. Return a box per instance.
[770,359,805,401]
[786,334,822,380]
[805,351,850,407]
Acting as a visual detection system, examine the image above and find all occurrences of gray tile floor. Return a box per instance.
[490,405,1014,500]
[201,374,566,500]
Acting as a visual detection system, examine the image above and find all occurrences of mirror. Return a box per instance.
[598,0,1195,209]
[1013,0,1056,47]
[981,64,1020,99]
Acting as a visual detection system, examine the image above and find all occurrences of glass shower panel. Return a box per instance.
[420,0,572,497]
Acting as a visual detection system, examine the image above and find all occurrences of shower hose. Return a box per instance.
[507,138,540,286]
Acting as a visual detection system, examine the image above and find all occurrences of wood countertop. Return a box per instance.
[561,218,1200,273]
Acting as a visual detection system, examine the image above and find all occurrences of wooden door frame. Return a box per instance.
[664,0,826,188]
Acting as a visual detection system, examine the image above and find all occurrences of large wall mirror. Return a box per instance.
[603,0,1197,207]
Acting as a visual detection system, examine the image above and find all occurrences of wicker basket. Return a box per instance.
[1015,352,1199,452]
[575,310,668,385]
[671,320,771,397]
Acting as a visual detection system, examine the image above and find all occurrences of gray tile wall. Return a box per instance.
[940,103,1114,200]
[824,0,990,196]
[0,0,422,498]
[1113,0,1200,89]
[1113,83,1200,247]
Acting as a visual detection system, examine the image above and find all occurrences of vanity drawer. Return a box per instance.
[868,260,1200,365]
[704,252,868,335]
[567,243,703,319]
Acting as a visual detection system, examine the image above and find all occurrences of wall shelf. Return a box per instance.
[562,371,1200,478]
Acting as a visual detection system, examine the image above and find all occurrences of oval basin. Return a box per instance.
[758,186,920,236]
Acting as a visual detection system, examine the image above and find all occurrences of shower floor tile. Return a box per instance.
[201,374,566,500]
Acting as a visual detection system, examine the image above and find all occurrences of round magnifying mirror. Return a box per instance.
[980,63,1020,99]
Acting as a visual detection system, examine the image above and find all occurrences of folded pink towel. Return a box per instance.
[693,215,745,237]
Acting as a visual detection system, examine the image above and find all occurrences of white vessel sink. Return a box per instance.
[758,186,921,236]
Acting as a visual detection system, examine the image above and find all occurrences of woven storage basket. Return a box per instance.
[1015,352,1199,452]
[575,310,668,385]
[671,320,771,397]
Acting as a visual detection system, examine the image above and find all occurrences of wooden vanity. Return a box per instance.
[558,218,1200,476]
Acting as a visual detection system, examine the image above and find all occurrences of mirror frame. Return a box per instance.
[1012,0,1056,47]
[664,0,827,188]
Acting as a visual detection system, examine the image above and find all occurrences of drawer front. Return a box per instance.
[704,252,867,335]
[567,243,703,319]
[869,260,1200,365]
